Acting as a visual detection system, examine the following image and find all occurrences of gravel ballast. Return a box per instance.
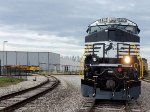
[136,81,150,111]
[15,75,150,112]
[15,75,87,112]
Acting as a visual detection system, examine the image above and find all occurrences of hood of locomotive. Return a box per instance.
[85,27,140,59]
[84,27,140,80]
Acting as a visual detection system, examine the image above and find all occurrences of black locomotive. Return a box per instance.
[81,17,143,100]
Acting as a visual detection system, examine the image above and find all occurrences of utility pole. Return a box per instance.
[3,41,8,75]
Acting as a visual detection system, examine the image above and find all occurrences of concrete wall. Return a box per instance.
[0,51,60,72]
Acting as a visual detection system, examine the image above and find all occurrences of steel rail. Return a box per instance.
[0,76,49,101]
[0,75,59,112]
[125,101,132,112]
[78,99,95,112]
[92,100,126,112]
[125,101,143,112]
[142,79,150,83]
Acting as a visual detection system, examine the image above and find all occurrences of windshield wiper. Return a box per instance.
[96,23,103,30]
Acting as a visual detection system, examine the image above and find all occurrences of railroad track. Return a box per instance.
[79,99,127,112]
[0,75,59,112]
[79,99,144,112]
[78,98,95,112]
[125,100,143,112]
[93,100,127,112]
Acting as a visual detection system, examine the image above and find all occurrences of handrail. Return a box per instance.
[131,44,143,79]
[79,44,93,78]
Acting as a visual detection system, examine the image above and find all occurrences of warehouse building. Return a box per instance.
[0,51,80,73]
[60,56,80,72]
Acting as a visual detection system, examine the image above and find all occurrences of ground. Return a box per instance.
[15,75,150,112]
[15,75,87,112]
[144,71,150,80]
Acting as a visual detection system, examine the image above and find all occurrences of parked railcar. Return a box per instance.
[5,65,41,73]
[81,17,143,100]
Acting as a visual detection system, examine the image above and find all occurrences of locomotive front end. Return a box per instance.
[81,17,143,100]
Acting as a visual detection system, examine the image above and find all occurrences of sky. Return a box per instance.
[0,0,150,68]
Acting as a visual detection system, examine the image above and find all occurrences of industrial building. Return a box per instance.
[0,51,80,73]
[60,56,80,72]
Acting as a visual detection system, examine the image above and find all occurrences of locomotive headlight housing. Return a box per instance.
[91,55,98,63]
[124,56,131,64]
[93,57,97,62]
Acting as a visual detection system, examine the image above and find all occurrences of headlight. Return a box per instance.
[93,57,97,62]
[124,56,131,64]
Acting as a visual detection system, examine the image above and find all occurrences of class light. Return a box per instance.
[93,57,97,62]
[124,56,131,64]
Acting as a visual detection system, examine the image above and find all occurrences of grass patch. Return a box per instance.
[0,77,22,87]
[38,72,49,75]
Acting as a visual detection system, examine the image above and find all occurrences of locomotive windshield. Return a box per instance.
[88,18,140,34]
[90,25,137,34]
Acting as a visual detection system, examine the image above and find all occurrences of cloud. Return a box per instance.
[0,25,83,56]
[0,0,150,68]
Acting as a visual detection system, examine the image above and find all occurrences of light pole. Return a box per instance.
[3,41,8,75]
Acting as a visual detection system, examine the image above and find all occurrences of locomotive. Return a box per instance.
[81,17,143,100]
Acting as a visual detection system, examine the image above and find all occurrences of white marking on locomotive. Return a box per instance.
[85,41,140,58]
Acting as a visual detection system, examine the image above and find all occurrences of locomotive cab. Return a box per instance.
[81,17,143,100]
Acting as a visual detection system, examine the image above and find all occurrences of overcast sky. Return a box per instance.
[0,0,150,67]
